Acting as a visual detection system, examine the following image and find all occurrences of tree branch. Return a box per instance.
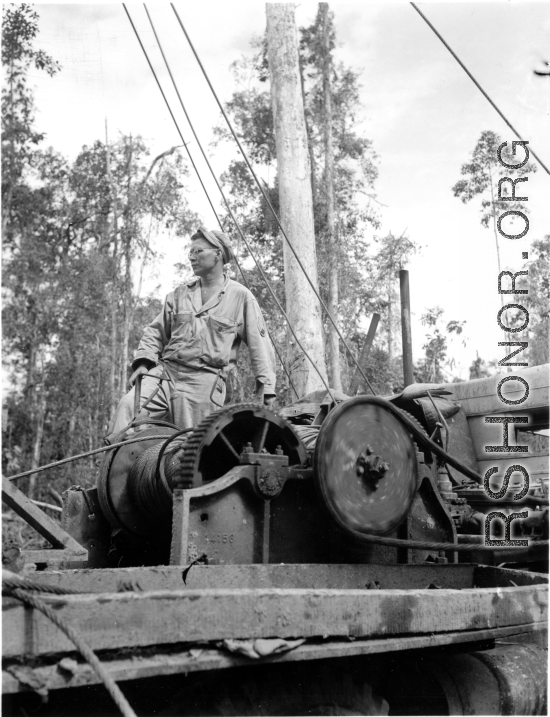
[142,145,184,185]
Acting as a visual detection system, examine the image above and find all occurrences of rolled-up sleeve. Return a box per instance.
[132,292,174,370]
[242,293,276,396]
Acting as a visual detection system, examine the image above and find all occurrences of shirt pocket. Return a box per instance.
[172,311,194,341]
[202,314,237,367]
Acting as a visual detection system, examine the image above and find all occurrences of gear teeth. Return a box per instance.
[177,403,278,489]
[396,408,431,460]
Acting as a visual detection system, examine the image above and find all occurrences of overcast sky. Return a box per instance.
[28,1,550,379]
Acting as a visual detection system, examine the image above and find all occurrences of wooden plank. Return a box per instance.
[348,313,380,395]
[20,550,87,570]
[3,583,547,658]
[474,565,549,588]
[2,622,546,695]
[20,563,477,593]
[2,477,86,555]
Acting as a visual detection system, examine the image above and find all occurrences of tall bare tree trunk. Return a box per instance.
[319,3,341,391]
[2,70,16,239]
[121,138,134,394]
[298,57,317,203]
[105,120,119,416]
[266,3,328,397]
[28,391,46,500]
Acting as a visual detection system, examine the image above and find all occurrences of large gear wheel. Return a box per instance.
[314,396,419,536]
[178,403,308,489]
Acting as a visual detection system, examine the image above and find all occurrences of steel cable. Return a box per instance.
[6,433,174,482]
[140,5,299,400]
[123,3,222,224]
[171,4,377,396]
[127,6,334,404]
[130,5,324,397]
[410,2,549,175]
[4,584,137,717]
[125,5,297,400]
[343,530,548,554]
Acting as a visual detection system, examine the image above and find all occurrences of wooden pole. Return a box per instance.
[320,3,342,392]
[399,270,414,387]
[348,313,380,395]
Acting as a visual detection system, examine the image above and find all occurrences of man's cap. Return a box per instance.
[192,228,233,264]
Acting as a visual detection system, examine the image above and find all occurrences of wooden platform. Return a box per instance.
[3,565,547,662]
[3,622,545,696]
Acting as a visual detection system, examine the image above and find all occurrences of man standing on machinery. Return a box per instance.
[108,228,276,439]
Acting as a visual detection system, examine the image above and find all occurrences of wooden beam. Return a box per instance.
[348,313,380,396]
[2,476,86,555]
[2,622,545,695]
[3,583,547,658]
[19,550,87,570]
[20,563,480,594]
[474,565,549,588]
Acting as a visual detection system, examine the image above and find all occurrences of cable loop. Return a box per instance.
[3,580,137,717]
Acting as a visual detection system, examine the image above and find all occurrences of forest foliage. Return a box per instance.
[2,3,548,520]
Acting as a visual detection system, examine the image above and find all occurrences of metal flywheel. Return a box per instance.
[314,396,418,535]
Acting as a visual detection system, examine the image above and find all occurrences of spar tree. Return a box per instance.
[215,4,381,396]
[266,3,329,396]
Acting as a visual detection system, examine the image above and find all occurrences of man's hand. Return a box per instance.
[129,363,149,388]
[255,383,275,408]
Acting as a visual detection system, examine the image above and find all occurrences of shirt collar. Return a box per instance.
[186,273,229,292]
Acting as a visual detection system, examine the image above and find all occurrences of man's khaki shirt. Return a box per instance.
[132,275,276,395]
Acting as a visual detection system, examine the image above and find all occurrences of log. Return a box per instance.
[3,583,547,658]
[2,622,545,695]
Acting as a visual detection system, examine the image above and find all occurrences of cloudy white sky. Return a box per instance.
[28,2,550,379]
